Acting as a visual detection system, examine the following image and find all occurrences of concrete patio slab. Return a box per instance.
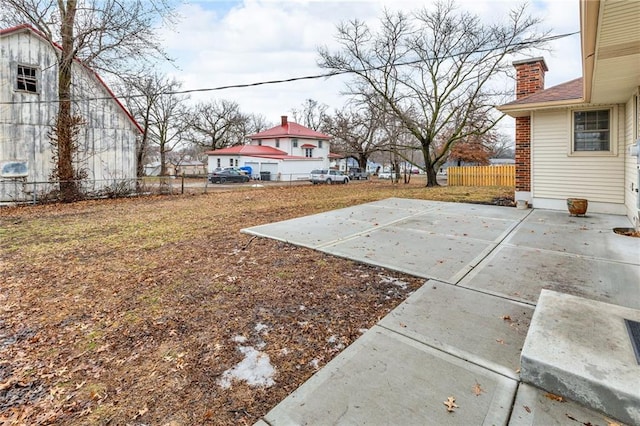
[459,245,640,309]
[263,326,518,426]
[509,383,619,426]
[244,199,639,426]
[378,281,533,379]
[321,225,497,282]
[520,290,640,425]
[504,212,640,264]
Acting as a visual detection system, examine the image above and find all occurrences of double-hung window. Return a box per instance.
[573,109,610,152]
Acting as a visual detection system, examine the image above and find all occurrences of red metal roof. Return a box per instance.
[502,78,583,107]
[205,145,287,156]
[300,143,316,148]
[0,24,143,134]
[249,120,331,140]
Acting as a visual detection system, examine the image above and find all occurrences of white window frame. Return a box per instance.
[16,63,39,94]
[568,106,618,156]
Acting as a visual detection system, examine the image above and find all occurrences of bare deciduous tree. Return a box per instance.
[184,100,249,151]
[291,99,329,131]
[318,1,548,186]
[144,77,189,176]
[0,0,176,200]
[324,102,387,170]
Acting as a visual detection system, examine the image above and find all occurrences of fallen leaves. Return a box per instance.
[544,392,565,402]
[443,396,459,412]
[0,184,514,425]
[472,382,484,396]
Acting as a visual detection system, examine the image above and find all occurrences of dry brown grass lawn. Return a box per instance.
[0,179,513,425]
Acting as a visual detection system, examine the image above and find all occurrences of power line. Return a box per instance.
[0,31,579,106]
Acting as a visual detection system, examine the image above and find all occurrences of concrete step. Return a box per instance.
[520,290,640,425]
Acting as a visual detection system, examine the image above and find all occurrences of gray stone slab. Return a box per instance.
[431,202,532,221]
[393,211,520,242]
[520,290,640,425]
[460,245,640,309]
[509,383,619,426]
[379,281,532,379]
[527,209,635,229]
[243,215,373,248]
[263,326,518,426]
[321,225,496,282]
[242,199,439,248]
[369,197,446,212]
[504,216,640,264]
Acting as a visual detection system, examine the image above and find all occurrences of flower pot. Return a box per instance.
[567,198,588,216]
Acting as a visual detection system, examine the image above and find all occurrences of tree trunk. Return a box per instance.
[57,0,79,201]
[425,164,439,187]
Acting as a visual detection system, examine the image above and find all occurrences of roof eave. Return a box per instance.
[497,98,586,117]
[580,0,600,103]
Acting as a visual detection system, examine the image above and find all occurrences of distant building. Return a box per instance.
[206,116,332,180]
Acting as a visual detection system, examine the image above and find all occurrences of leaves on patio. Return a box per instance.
[472,382,484,396]
[443,396,459,412]
[544,392,565,402]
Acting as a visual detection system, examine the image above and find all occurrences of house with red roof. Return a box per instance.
[499,0,640,226]
[0,24,141,202]
[206,116,333,180]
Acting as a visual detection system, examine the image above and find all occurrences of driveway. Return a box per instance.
[242,198,640,425]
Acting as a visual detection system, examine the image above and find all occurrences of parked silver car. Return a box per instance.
[309,169,350,184]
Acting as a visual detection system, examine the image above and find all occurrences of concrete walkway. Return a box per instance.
[242,198,640,425]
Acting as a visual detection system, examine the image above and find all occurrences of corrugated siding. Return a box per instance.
[0,30,138,200]
[531,107,625,203]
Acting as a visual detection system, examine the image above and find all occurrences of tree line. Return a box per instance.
[1,0,545,200]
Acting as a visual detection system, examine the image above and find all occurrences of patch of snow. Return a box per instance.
[299,305,306,311]
[327,335,338,344]
[232,335,247,343]
[280,348,289,355]
[358,328,368,334]
[254,323,269,334]
[251,184,265,188]
[218,346,275,389]
[309,358,321,370]
[379,275,408,290]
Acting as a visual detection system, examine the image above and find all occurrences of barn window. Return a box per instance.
[318,140,323,149]
[275,139,280,148]
[217,158,221,167]
[17,64,38,93]
[304,148,313,158]
[292,138,298,148]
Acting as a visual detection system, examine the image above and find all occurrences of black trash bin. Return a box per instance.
[260,171,271,181]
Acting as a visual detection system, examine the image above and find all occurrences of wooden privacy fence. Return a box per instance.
[447,164,515,187]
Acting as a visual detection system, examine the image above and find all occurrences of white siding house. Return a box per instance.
[206,116,332,180]
[499,0,640,226]
[0,24,141,202]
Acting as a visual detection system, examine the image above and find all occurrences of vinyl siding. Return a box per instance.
[531,107,625,204]
[624,91,639,225]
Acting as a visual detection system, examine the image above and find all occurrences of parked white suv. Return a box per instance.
[309,169,350,184]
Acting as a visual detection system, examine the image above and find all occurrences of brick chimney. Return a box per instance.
[512,57,548,202]
[281,115,288,127]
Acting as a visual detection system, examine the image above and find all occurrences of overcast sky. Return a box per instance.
[157,0,582,135]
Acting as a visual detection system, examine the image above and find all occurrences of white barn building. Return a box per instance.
[0,24,141,202]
